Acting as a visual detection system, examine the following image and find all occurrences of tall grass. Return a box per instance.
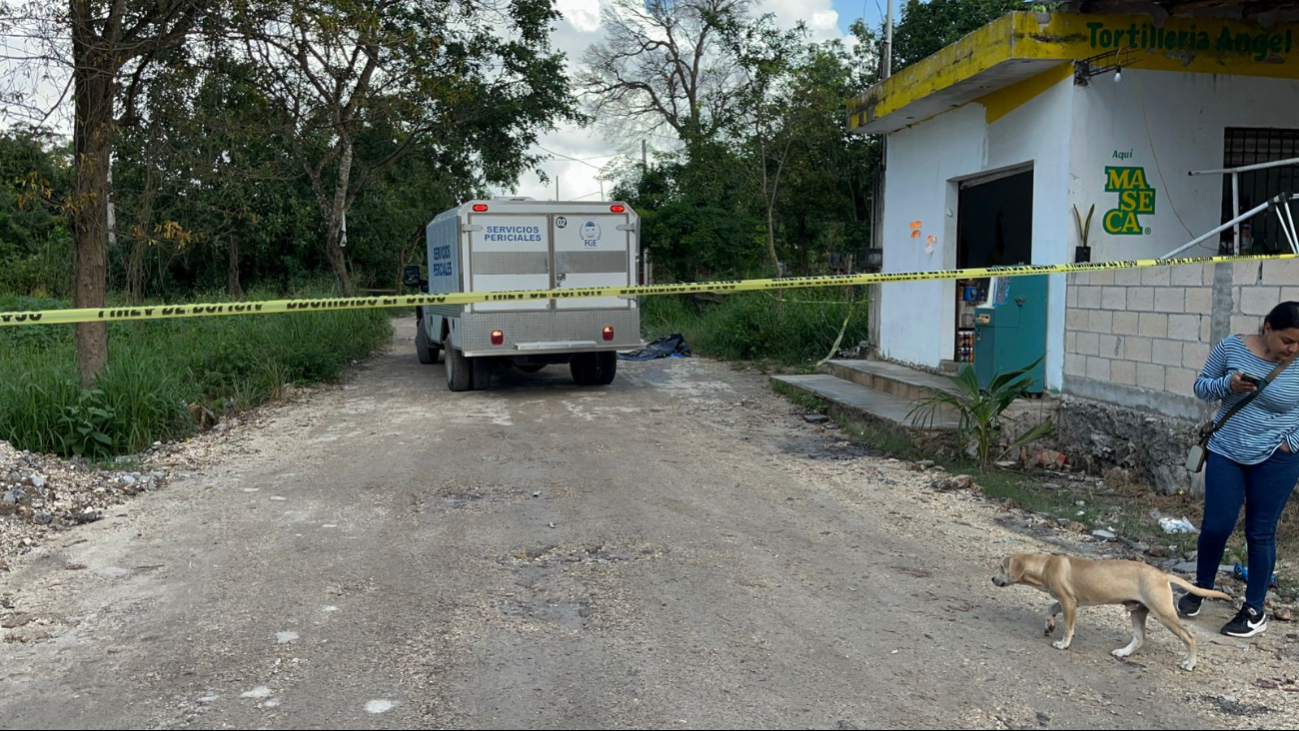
[0,288,392,459]
[640,288,868,366]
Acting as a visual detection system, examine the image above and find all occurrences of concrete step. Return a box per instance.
[825,359,962,402]
[772,374,959,431]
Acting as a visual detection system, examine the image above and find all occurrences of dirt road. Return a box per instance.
[3,319,1297,729]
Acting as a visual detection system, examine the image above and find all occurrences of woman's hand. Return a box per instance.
[1230,371,1259,394]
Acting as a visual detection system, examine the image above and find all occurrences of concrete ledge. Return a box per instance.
[825,359,961,403]
[771,374,959,431]
[1062,376,1211,422]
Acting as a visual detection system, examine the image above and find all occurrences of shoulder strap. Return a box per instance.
[1207,356,1295,436]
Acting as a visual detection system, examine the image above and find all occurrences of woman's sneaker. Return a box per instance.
[1221,605,1268,638]
[1177,591,1204,617]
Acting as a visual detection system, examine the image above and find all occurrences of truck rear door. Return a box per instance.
[468,213,550,312]
[552,213,632,310]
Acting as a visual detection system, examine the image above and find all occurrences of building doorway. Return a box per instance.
[953,168,1034,364]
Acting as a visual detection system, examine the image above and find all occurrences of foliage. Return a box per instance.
[907,358,1055,471]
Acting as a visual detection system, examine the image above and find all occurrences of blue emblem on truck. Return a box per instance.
[580,221,601,248]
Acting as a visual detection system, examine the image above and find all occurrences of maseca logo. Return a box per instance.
[1103,165,1155,235]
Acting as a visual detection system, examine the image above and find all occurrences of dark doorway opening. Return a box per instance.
[953,169,1034,364]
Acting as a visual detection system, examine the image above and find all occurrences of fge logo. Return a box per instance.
[580,221,601,248]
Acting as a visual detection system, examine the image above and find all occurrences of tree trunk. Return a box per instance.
[759,136,780,277]
[325,220,353,296]
[324,140,355,296]
[71,3,116,387]
[227,234,243,300]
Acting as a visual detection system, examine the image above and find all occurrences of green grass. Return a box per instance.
[0,287,392,459]
[837,419,922,460]
[640,288,867,368]
[769,380,829,413]
[787,393,1209,556]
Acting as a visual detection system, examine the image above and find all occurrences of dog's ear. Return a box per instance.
[1007,554,1026,583]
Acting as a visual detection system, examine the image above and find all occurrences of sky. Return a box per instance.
[497,0,891,204]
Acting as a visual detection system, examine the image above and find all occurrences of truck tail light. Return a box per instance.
[602,326,614,341]
[610,204,626,213]
[491,329,504,345]
[472,204,489,212]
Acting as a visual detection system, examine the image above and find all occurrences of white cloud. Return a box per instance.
[755,0,843,42]
[555,0,604,33]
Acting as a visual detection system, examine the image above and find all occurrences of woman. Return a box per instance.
[1181,301,1299,637]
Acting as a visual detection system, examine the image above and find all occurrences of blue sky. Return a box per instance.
[834,0,888,35]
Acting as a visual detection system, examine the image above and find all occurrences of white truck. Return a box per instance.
[404,198,643,391]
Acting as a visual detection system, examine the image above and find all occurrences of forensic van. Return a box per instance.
[404,197,643,391]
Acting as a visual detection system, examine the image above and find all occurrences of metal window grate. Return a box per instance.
[1222,128,1299,254]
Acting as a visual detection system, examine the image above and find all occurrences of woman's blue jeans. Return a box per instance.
[1198,449,1299,611]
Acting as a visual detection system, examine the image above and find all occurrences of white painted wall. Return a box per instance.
[880,74,1075,389]
[880,67,1299,391]
[1069,70,1299,262]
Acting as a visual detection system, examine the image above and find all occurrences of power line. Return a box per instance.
[536,145,620,170]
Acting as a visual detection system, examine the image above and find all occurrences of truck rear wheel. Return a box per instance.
[570,354,594,385]
[571,352,617,386]
[593,352,617,385]
[471,356,493,390]
[444,335,472,392]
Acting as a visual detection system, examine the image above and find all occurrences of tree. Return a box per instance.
[577,0,750,146]
[112,42,309,302]
[763,38,880,272]
[1,0,201,386]
[605,20,885,283]
[0,125,73,295]
[234,0,578,295]
[892,0,1027,71]
[722,13,807,274]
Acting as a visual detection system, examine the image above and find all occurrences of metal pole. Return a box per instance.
[1280,199,1299,253]
[1189,156,1299,176]
[1161,193,1295,259]
[1232,172,1241,254]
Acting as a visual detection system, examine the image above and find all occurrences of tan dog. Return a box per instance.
[992,552,1232,671]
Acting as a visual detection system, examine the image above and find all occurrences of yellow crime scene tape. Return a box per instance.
[1,252,1295,327]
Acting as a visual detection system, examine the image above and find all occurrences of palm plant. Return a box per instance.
[908,357,1055,471]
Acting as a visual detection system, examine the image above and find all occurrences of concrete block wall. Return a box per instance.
[1063,262,1217,407]
[1230,259,1299,334]
[1059,258,1297,493]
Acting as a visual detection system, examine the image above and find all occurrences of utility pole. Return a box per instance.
[883,0,893,80]
[867,0,893,360]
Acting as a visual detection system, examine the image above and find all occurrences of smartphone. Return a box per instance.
[1240,373,1261,386]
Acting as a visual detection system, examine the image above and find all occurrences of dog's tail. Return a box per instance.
[1168,574,1233,601]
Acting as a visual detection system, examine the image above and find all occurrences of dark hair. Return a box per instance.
[1265,301,1299,331]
